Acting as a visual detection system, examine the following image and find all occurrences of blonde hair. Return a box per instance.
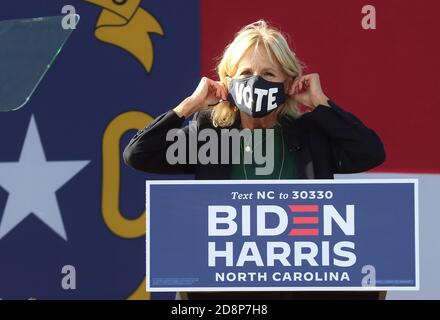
[212,20,304,127]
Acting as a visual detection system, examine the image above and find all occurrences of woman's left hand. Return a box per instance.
[287,73,330,108]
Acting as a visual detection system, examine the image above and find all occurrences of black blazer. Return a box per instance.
[123,100,386,179]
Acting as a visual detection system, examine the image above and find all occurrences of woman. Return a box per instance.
[124,20,386,299]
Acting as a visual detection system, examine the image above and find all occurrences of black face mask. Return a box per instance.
[227,75,286,118]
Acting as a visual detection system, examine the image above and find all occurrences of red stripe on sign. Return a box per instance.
[293,217,319,224]
[289,229,319,236]
[288,205,319,212]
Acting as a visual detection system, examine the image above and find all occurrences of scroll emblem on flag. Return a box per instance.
[84,0,164,73]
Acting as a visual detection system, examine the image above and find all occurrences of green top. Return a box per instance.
[230,124,298,180]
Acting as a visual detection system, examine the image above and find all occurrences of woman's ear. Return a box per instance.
[284,76,294,95]
[225,76,232,89]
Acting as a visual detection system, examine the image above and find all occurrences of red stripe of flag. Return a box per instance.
[289,228,319,236]
[293,216,319,224]
[288,205,319,212]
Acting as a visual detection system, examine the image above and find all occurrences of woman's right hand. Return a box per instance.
[174,77,228,118]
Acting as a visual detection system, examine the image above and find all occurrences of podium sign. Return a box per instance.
[146,179,418,292]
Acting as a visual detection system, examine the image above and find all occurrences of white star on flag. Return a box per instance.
[0,115,90,240]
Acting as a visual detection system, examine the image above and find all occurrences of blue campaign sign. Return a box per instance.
[147,179,419,292]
